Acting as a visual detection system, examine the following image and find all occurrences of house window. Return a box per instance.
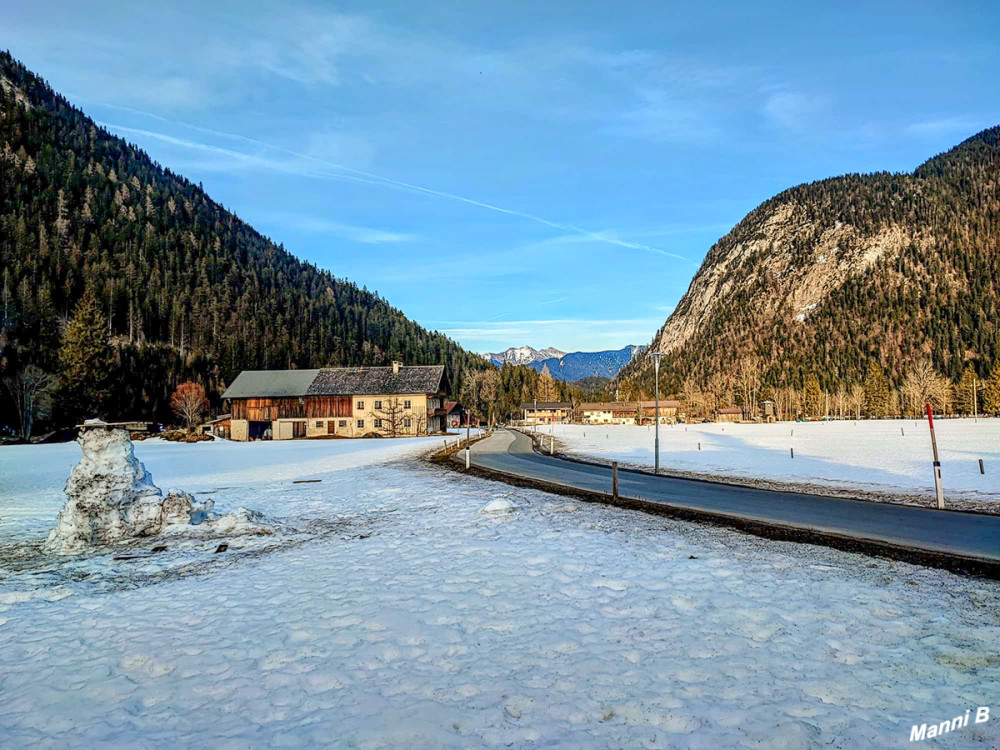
[374,400,382,410]
[339,420,347,427]
[356,419,364,428]
[357,400,365,410]
[404,418,411,428]
[374,418,383,428]
[404,400,411,409]
[315,421,323,428]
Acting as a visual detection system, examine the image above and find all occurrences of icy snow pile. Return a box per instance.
[481,498,517,514]
[44,420,273,554]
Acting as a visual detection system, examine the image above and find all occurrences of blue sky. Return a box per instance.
[7,1,999,353]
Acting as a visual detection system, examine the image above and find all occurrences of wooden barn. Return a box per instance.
[222,362,449,441]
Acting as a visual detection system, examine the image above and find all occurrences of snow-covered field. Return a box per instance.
[535,419,1000,508]
[1,436,999,747]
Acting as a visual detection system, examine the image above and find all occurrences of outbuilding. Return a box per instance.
[715,407,743,423]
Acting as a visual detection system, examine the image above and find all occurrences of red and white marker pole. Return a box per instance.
[926,403,944,509]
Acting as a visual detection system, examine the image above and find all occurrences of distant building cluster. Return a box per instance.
[521,400,700,425]
[578,401,680,425]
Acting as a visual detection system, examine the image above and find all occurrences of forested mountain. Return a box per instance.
[622,125,1000,406]
[0,51,488,432]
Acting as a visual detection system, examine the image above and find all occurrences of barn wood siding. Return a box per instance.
[231,397,352,421]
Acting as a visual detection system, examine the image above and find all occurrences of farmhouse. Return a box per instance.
[521,402,572,425]
[579,402,638,425]
[580,401,680,425]
[222,362,449,441]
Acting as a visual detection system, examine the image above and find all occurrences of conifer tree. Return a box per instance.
[536,364,558,402]
[803,374,822,416]
[983,359,1000,416]
[862,361,890,418]
[58,292,114,421]
[955,365,977,415]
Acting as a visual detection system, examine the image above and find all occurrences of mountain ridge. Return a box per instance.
[622,124,1000,396]
[484,344,645,381]
[481,346,566,366]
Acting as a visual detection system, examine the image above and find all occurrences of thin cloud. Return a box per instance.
[762,88,829,129]
[434,317,660,350]
[262,213,416,244]
[904,117,984,137]
[97,109,686,260]
[538,295,572,306]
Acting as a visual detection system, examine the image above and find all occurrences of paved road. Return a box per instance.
[457,429,1000,563]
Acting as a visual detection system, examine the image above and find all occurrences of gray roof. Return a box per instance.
[521,402,572,410]
[308,365,446,396]
[222,370,321,399]
[222,365,446,400]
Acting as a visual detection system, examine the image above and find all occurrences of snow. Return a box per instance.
[537,419,1000,506]
[480,498,517,514]
[43,425,271,553]
[1,436,999,747]
[0,435,448,543]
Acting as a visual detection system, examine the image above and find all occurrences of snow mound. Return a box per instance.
[44,424,273,554]
[481,498,517,514]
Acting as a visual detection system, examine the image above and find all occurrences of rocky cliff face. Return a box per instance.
[623,125,1000,393]
[650,205,920,356]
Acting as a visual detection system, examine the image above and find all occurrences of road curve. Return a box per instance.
[456,429,1000,565]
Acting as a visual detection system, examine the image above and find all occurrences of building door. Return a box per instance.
[278,421,293,440]
[327,421,336,435]
[293,421,306,438]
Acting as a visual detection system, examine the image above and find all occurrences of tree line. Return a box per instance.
[676,355,1000,421]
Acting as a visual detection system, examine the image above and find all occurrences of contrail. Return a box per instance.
[96,101,689,261]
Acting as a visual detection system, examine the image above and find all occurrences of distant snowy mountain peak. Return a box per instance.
[482,344,645,381]
[480,346,566,366]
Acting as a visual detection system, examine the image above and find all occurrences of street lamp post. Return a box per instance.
[651,352,664,474]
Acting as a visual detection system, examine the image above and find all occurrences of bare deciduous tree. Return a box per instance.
[848,384,865,420]
[833,388,848,419]
[705,372,732,417]
[4,365,54,440]
[370,397,413,437]
[900,360,953,417]
[899,377,922,418]
[170,381,209,431]
[480,368,500,426]
[736,356,761,420]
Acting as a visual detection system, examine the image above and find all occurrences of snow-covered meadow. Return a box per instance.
[1,436,999,747]
[536,419,1000,508]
